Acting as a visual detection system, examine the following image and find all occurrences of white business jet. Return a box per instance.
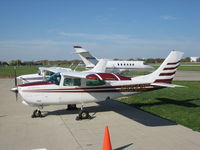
[11,51,184,120]
[74,46,154,72]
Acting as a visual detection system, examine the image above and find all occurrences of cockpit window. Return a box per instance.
[46,71,54,76]
[46,73,61,85]
[63,78,81,86]
[143,62,148,65]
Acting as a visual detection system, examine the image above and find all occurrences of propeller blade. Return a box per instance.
[13,66,18,101]
[15,91,18,101]
[14,66,17,86]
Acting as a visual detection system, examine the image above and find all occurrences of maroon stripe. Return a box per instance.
[86,74,100,80]
[22,83,152,93]
[86,73,131,81]
[23,87,154,93]
[18,81,53,87]
[163,65,179,70]
[73,46,82,48]
[29,83,151,91]
[154,78,173,83]
[97,73,119,80]
[167,60,180,65]
[117,75,131,80]
[159,72,176,76]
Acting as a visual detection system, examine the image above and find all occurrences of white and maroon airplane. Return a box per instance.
[11,51,184,120]
[74,46,154,72]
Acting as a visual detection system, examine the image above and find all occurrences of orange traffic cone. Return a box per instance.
[102,126,112,150]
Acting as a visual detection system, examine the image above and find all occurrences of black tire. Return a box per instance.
[32,110,37,118]
[79,110,89,119]
[67,104,77,110]
[34,110,41,118]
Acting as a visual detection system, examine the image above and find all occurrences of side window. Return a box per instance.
[47,73,61,85]
[74,78,81,86]
[63,78,81,86]
[86,79,105,86]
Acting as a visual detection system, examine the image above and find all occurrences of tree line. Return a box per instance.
[0,57,199,66]
[0,59,82,66]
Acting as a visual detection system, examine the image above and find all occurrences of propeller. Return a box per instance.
[14,66,17,86]
[11,66,19,101]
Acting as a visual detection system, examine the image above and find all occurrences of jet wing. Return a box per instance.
[151,82,185,88]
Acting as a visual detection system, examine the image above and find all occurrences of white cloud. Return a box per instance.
[0,34,199,61]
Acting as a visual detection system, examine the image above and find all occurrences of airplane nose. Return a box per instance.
[11,87,18,93]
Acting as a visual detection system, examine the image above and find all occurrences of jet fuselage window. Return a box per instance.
[86,79,105,86]
[63,78,81,86]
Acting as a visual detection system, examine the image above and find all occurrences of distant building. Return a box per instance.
[190,57,200,62]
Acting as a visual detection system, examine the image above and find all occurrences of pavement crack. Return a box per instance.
[58,113,83,150]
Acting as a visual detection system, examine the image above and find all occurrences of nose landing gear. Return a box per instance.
[32,106,44,118]
[76,104,91,120]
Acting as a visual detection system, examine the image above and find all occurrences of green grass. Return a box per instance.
[178,66,200,71]
[0,66,85,77]
[0,66,38,77]
[119,81,200,131]
[122,71,150,77]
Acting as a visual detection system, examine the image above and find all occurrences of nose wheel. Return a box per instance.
[76,104,91,120]
[78,110,89,119]
[32,109,43,118]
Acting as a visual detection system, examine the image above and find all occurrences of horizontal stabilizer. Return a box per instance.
[151,82,185,88]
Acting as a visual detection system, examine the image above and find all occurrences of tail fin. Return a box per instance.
[86,59,107,73]
[74,46,98,68]
[149,51,184,83]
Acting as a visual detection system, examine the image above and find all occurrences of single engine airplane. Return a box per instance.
[11,51,184,120]
[74,46,154,72]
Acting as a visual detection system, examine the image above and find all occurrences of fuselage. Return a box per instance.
[18,73,158,107]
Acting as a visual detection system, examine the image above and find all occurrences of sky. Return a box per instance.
[0,0,200,61]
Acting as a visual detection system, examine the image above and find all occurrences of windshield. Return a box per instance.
[46,73,61,85]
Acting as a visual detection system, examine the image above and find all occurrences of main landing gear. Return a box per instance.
[76,104,91,120]
[67,104,77,110]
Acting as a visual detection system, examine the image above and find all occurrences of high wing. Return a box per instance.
[44,67,72,73]
[46,59,108,79]
[61,71,92,79]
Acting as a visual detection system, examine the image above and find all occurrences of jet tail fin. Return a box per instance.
[74,46,98,68]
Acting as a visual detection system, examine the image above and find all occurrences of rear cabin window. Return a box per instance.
[86,79,105,86]
[63,78,81,86]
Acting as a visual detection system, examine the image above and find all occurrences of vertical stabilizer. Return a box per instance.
[148,51,184,83]
[74,46,98,68]
[86,59,107,73]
